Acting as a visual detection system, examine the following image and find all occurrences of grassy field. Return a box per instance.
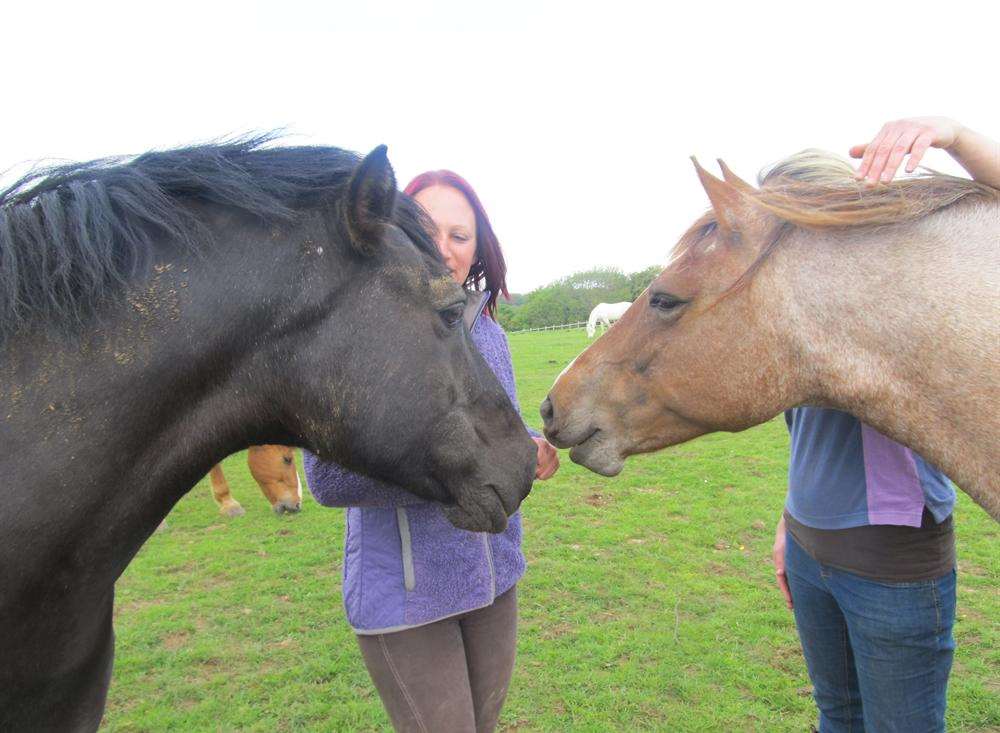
[105,328,998,732]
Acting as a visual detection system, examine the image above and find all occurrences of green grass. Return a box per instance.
[105,328,999,731]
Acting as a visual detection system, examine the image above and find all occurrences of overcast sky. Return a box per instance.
[4,1,996,293]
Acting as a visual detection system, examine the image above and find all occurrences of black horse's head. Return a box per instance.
[0,137,537,533]
[285,147,537,531]
[0,138,537,733]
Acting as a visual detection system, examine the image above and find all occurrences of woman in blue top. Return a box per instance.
[305,169,559,733]
[772,117,1000,732]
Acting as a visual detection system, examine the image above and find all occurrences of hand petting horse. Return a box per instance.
[0,138,537,731]
[543,150,999,522]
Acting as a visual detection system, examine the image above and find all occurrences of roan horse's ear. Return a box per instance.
[691,157,756,239]
[344,145,397,256]
[717,159,756,193]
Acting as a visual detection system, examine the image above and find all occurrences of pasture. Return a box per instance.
[105,329,998,731]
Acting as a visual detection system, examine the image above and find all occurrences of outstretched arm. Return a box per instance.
[851,117,1000,189]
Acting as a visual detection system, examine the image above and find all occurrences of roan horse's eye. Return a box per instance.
[649,292,688,314]
[440,303,465,329]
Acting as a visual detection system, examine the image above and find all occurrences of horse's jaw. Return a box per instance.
[567,429,625,476]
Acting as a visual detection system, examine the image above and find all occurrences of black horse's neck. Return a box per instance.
[0,200,343,731]
[0,213,314,592]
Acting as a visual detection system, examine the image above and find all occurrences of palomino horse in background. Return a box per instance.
[543,150,999,521]
[1,138,537,731]
[211,445,302,517]
[586,301,631,338]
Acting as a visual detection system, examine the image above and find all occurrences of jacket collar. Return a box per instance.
[463,290,491,332]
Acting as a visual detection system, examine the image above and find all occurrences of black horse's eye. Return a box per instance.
[649,292,688,313]
[440,303,464,329]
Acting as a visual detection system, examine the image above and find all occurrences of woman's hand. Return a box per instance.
[772,514,793,610]
[850,116,963,184]
[533,437,560,480]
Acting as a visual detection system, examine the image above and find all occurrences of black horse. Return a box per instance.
[0,136,537,731]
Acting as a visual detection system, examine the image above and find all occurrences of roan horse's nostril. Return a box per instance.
[540,397,555,426]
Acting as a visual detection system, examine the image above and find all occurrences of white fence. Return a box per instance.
[509,321,587,334]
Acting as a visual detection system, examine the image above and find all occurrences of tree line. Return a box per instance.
[496,265,661,331]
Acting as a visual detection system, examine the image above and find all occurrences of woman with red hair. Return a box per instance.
[305,169,559,732]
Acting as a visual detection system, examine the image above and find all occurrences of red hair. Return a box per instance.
[404,170,509,318]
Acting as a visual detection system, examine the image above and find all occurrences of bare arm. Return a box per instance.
[947,125,1000,188]
[850,117,1000,189]
[772,513,792,610]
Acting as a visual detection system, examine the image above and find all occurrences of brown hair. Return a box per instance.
[404,170,509,318]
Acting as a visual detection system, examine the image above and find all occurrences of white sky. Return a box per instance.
[3,1,996,293]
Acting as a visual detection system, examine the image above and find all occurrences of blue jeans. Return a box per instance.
[785,532,956,732]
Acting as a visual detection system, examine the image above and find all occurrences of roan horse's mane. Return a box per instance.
[674,149,1000,291]
[755,149,999,227]
[0,134,440,342]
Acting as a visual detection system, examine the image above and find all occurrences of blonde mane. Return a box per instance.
[753,148,999,229]
[671,149,999,282]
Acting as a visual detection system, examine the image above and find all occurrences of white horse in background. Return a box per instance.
[587,302,631,338]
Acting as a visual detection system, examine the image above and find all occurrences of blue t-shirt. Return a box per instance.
[785,407,955,530]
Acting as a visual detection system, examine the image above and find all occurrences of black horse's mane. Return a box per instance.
[0,133,440,341]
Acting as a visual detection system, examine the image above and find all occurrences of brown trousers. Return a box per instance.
[355,586,518,733]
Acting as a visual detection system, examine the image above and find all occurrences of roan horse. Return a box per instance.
[210,445,303,517]
[586,301,631,338]
[543,150,999,521]
[0,137,537,731]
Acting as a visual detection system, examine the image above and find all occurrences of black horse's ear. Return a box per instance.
[344,145,397,256]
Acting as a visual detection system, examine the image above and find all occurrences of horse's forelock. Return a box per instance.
[394,194,448,278]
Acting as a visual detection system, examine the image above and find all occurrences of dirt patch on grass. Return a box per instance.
[164,560,201,575]
[634,486,677,497]
[541,622,576,640]
[194,656,225,673]
[592,609,622,624]
[584,492,611,507]
[162,630,191,651]
[115,597,166,618]
[956,560,992,578]
[956,605,989,623]
[766,643,806,674]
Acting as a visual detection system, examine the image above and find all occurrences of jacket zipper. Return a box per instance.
[482,533,496,598]
[396,507,415,592]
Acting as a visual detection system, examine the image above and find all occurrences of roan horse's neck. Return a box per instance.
[770,200,999,517]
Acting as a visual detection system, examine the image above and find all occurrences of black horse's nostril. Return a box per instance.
[540,397,554,426]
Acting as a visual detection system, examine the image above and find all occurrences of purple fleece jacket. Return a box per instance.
[303,306,537,634]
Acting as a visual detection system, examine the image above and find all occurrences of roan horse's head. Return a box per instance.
[541,158,798,474]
